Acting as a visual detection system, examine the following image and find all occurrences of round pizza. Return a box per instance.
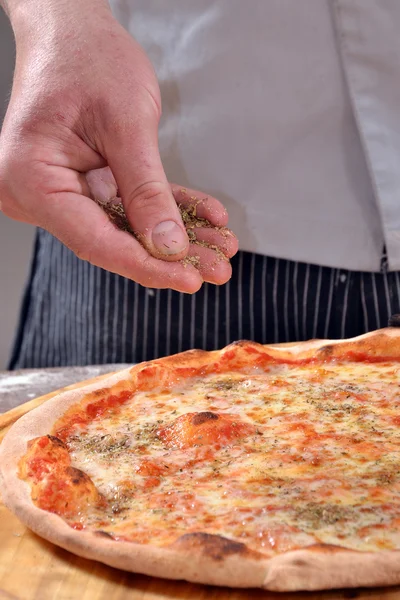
[2,328,400,591]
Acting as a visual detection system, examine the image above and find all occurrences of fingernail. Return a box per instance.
[152,220,188,255]
[86,169,118,202]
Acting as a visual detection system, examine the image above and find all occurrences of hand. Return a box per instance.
[0,2,238,292]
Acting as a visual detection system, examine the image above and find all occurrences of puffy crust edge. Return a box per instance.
[2,328,400,590]
[154,327,400,369]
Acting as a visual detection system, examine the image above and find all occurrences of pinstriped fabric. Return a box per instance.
[190,293,196,348]
[214,285,220,350]
[237,252,244,341]
[360,273,369,332]
[323,268,335,339]
[131,272,139,363]
[202,282,209,349]
[120,276,129,363]
[395,273,400,325]
[37,233,51,367]
[94,265,102,365]
[371,273,380,333]
[292,260,300,341]
[101,270,111,365]
[9,230,400,369]
[272,258,280,343]
[224,278,230,347]
[340,272,351,339]
[60,238,69,364]
[261,255,267,342]
[75,249,85,365]
[301,263,310,340]
[165,289,172,356]
[142,287,150,359]
[177,292,184,354]
[51,239,61,366]
[19,234,47,368]
[283,259,290,342]
[153,288,161,359]
[312,266,322,340]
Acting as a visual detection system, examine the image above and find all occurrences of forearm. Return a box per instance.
[1,0,110,17]
[1,0,112,40]
[0,0,115,78]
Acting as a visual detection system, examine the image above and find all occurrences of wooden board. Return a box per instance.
[1,376,400,600]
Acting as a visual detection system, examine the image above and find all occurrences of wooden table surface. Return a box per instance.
[1,372,400,600]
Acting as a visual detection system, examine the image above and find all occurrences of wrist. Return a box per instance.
[5,0,113,41]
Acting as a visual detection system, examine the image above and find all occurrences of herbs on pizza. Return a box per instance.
[18,345,400,552]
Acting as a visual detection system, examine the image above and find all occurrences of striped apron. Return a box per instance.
[9,230,400,369]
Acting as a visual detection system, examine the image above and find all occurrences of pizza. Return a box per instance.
[2,328,400,591]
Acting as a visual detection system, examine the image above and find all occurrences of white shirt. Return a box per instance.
[111,0,400,272]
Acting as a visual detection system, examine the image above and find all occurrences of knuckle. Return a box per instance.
[141,86,162,121]
[96,90,159,139]
[17,91,80,134]
[124,181,169,216]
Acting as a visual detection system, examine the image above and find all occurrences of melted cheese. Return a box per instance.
[43,360,400,553]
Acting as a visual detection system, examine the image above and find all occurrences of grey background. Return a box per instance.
[0,9,35,369]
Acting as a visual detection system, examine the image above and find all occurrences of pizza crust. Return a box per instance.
[2,328,400,591]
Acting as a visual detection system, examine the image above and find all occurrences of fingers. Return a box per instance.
[101,104,189,261]
[44,190,233,288]
[85,169,230,229]
[26,186,204,293]
[1,135,235,293]
[188,227,238,259]
[85,166,238,264]
[185,244,232,285]
[86,167,118,202]
[171,185,229,227]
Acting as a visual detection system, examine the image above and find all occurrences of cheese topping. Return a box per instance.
[22,358,400,554]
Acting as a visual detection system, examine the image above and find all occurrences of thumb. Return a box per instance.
[102,102,189,261]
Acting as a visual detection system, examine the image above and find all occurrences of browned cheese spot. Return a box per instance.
[191,412,219,426]
[65,467,92,486]
[47,435,68,449]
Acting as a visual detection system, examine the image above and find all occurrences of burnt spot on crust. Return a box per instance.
[389,314,400,327]
[317,345,335,358]
[229,339,262,347]
[65,467,91,486]
[92,388,109,397]
[47,435,67,449]
[285,544,358,571]
[191,412,219,426]
[95,530,115,540]
[171,532,263,561]
[226,340,266,354]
